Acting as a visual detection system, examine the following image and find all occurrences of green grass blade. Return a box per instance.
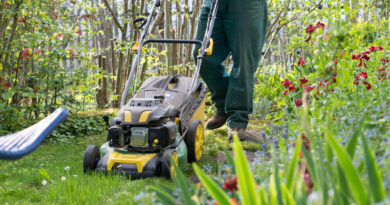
[192,164,231,205]
[326,132,368,205]
[273,161,284,205]
[346,120,363,157]
[233,135,259,205]
[259,186,268,205]
[172,158,195,205]
[361,135,386,202]
[281,184,295,205]
[300,145,317,182]
[223,148,235,174]
[151,187,177,205]
[286,135,302,191]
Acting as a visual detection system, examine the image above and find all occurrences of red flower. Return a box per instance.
[11,68,18,72]
[352,53,361,60]
[21,48,31,60]
[304,85,314,92]
[305,24,316,34]
[361,54,370,61]
[315,21,325,30]
[357,59,363,67]
[83,14,90,19]
[339,52,345,56]
[298,58,306,66]
[295,99,303,107]
[69,48,75,56]
[358,72,367,80]
[331,76,337,83]
[299,77,308,87]
[363,81,371,90]
[377,67,387,80]
[381,58,389,63]
[288,85,296,92]
[35,50,41,55]
[223,177,238,193]
[54,12,59,19]
[283,89,288,96]
[353,76,359,85]
[369,45,383,52]
[282,79,293,88]
[76,29,82,36]
[2,82,11,88]
[57,33,62,39]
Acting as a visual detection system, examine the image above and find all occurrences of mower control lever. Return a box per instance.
[133,17,147,29]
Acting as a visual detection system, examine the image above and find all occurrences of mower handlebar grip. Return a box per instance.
[198,38,214,56]
[133,17,147,29]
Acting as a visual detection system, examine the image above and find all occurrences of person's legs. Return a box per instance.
[193,4,230,117]
[224,0,268,130]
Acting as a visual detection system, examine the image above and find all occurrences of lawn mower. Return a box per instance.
[83,0,219,179]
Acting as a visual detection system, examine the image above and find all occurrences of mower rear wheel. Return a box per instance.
[161,149,178,179]
[185,120,204,163]
[83,145,100,173]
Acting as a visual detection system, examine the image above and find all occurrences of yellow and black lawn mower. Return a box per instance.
[83,0,219,179]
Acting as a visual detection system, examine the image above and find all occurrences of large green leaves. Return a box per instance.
[192,164,231,205]
[326,130,369,205]
[232,135,259,205]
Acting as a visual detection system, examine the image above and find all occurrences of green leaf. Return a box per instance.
[286,134,302,191]
[223,148,235,174]
[326,131,368,205]
[273,161,284,205]
[151,186,176,205]
[258,186,268,205]
[192,164,231,205]
[232,135,259,205]
[361,135,386,202]
[346,119,364,157]
[171,158,195,205]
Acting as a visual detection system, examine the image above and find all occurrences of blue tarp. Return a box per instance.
[0,108,69,159]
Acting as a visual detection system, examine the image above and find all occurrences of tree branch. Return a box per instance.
[102,0,124,32]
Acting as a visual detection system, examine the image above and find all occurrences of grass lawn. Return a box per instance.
[0,123,265,204]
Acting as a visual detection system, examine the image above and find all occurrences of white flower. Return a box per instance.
[73,175,78,177]
[61,176,66,181]
[42,180,47,186]
[64,166,70,171]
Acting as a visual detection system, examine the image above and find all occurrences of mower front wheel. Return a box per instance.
[161,149,178,179]
[185,120,204,163]
[83,145,100,173]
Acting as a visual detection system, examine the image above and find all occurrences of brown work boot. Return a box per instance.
[228,128,260,143]
[206,114,228,130]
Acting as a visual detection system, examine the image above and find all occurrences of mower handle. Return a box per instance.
[142,39,202,46]
[133,17,147,29]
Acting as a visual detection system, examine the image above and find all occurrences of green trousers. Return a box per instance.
[193,0,268,129]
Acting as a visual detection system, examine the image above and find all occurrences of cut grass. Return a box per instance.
[0,121,267,204]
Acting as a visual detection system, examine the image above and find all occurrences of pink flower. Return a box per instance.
[57,33,62,39]
[381,58,389,63]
